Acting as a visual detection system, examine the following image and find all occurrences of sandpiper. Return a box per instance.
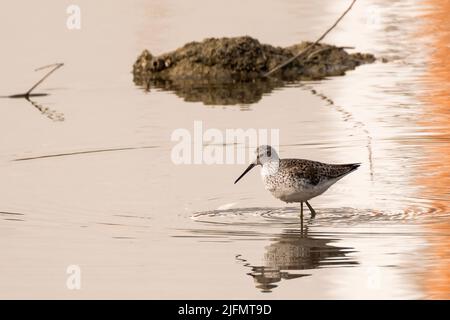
[234,145,360,220]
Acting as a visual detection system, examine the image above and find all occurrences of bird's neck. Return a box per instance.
[261,159,280,177]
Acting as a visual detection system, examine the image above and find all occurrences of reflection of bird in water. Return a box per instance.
[234,145,360,223]
[236,228,357,293]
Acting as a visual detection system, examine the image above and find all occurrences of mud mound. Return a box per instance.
[132,36,375,105]
[133,36,375,83]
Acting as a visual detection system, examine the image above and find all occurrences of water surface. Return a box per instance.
[0,0,449,298]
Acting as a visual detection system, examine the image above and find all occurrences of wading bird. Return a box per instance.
[234,145,360,222]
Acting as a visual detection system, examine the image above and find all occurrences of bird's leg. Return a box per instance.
[300,202,304,233]
[305,201,316,218]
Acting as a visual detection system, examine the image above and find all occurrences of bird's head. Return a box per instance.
[234,145,279,184]
[255,145,279,165]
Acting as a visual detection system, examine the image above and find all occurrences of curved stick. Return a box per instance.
[306,46,354,62]
[264,0,357,77]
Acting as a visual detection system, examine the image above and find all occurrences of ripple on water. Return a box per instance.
[191,204,447,229]
[0,211,26,223]
[184,205,446,293]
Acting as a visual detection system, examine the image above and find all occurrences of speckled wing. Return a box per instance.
[280,159,360,186]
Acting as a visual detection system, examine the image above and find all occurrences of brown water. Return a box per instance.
[0,0,449,299]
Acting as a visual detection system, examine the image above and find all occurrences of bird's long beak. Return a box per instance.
[234,162,256,184]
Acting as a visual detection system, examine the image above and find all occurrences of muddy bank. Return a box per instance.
[132,36,375,105]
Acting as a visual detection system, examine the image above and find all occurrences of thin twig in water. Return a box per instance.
[2,63,66,121]
[6,63,64,98]
[26,63,64,97]
[264,0,357,77]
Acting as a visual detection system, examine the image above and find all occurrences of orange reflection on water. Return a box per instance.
[417,0,450,299]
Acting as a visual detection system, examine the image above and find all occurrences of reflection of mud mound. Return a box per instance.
[135,78,282,105]
[133,36,375,105]
[238,229,358,293]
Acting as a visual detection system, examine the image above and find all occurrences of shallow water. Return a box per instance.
[0,0,449,298]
